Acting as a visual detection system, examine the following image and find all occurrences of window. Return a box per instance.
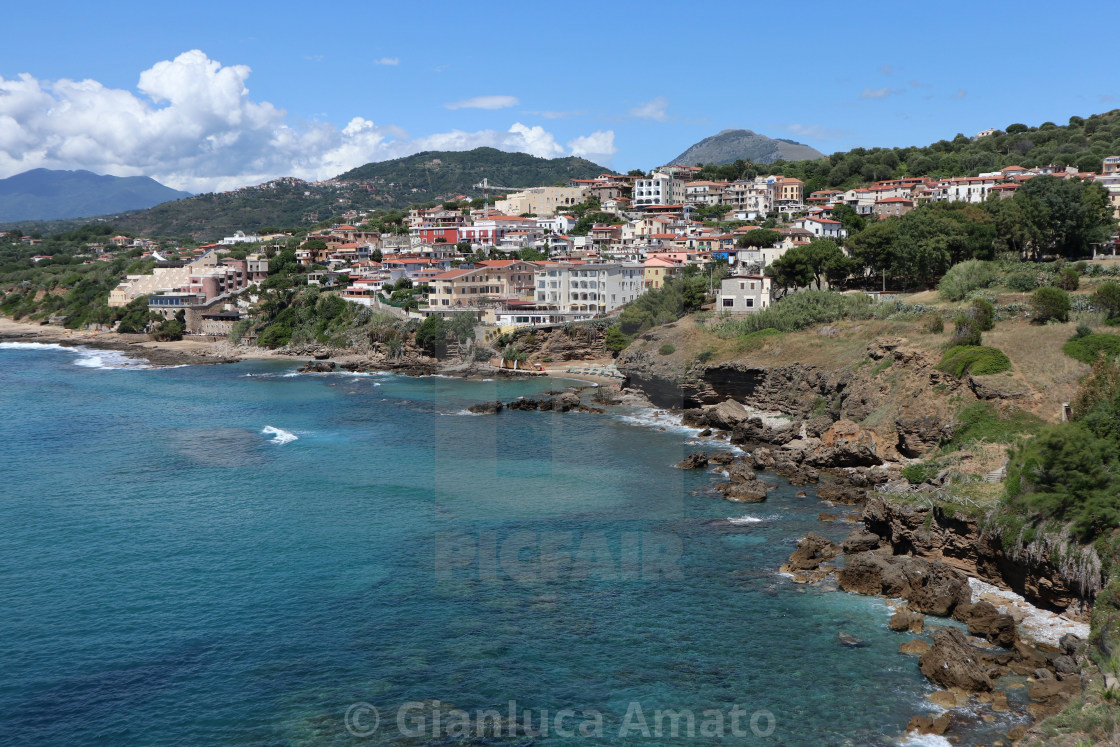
[723,298,734,308]
[746,298,754,307]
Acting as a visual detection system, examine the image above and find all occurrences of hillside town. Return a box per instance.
[14,154,1112,337]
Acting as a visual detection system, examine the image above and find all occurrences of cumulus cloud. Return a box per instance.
[373,57,399,66]
[444,95,519,110]
[567,130,616,163]
[0,52,606,192]
[860,87,903,100]
[629,97,670,122]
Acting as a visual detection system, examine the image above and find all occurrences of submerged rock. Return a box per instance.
[467,401,504,414]
[836,631,867,648]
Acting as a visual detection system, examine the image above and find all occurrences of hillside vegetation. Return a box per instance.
[0,149,608,241]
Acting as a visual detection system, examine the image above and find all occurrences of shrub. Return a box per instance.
[604,325,630,353]
[1055,267,1080,291]
[696,349,716,364]
[1091,281,1120,320]
[1031,286,1070,324]
[706,290,876,339]
[938,260,996,301]
[150,319,184,342]
[1004,272,1038,292]
[924,313,944,334]
[969,298,995,331]
[1063,333,1120,364]
[500,344,527,363]
[948,315,982,347]
[658,342,676,356]
[472,347,493,362]
[902,462,939,485]
[938,345,1012,377]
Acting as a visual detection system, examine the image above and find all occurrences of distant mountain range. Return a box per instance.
[26,148,609,241]
[668,129,825,166]
[0,169,192,222]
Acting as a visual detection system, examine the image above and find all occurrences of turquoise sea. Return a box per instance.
[0,343,1027,745]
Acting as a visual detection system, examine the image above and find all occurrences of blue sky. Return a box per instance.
[2,0,1117,192]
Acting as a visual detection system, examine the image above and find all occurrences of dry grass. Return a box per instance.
[982,319,1090,419]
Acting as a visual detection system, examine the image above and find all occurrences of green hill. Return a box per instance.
[759,110,1120,195]
[25,148,610,241]
[668,129,824,166]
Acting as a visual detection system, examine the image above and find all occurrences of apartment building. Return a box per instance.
[534,263,645,314]
[633,172,683,207]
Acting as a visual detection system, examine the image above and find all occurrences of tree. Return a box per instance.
[830,203,866,234]
[765,249,813,296]
[1014,175,1115,259]
[448,312,476,343]
[802,239,845,290]
[1091,281,1120,320]
[735,229,781,249]
[414,314,449,356]
[847,219,897,290]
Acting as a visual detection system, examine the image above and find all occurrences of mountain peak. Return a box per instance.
[0,169,192,222]
[668,130,824,166]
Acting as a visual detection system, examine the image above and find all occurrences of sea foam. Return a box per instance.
[1,341,149,369]
[262,426,299,444]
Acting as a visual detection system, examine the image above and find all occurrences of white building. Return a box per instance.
[792,216,848,240]
[494,186,586,217]
[717,275,772,314]
[534,262,646,314]
[633,172,683,207]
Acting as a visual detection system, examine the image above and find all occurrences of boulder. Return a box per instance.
[551,392,581,412]
[717,481,768,503]
[837,553,969,617]
[837,552,894,596]
[841,528,882,554]
[750,447,776,469]
[960,600,1017,648]
[905,714,950,736]
[681,409,707,428]
[674,452,709,470]
[1027,675,1081,704]
[786,533,840,571]
[817,483,867,505]
[1051,655,1079,674]
[727,460,757,483]
[707,451,735,465]
[919,628,1009,692]
[805,419,894,468]
[507,398,541,411]
[467,401,504,414]
[705,399,750,431]
[889,609,925,634]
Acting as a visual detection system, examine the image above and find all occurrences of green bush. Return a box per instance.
[604,325,630,353]
[737,328,783,352]
[1031,286,1070,323]
[1004,272,1038,292]
[1054,267,1080,291]
[902,462,939,485]
[969,298,995,331]
[937,345,1012,377]
[948,315,982,347]
[1063,333,1120,364]
[696,349,716,364]
[1091,281,1120,320]
[924,313,944,334]
[938,260,996,301]
[658,343,676,356]
[500,344,527,363]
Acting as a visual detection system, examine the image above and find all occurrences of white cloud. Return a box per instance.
[0,52,606,193]
[953,89,967,100]
[444,95,519,110]
[629,96,670,122]
[860,87,902,100]
[567,130,616,163]
[373,57,399,66]
[878,65,894,76]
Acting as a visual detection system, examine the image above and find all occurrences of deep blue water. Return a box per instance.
[0,343,1024,745]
